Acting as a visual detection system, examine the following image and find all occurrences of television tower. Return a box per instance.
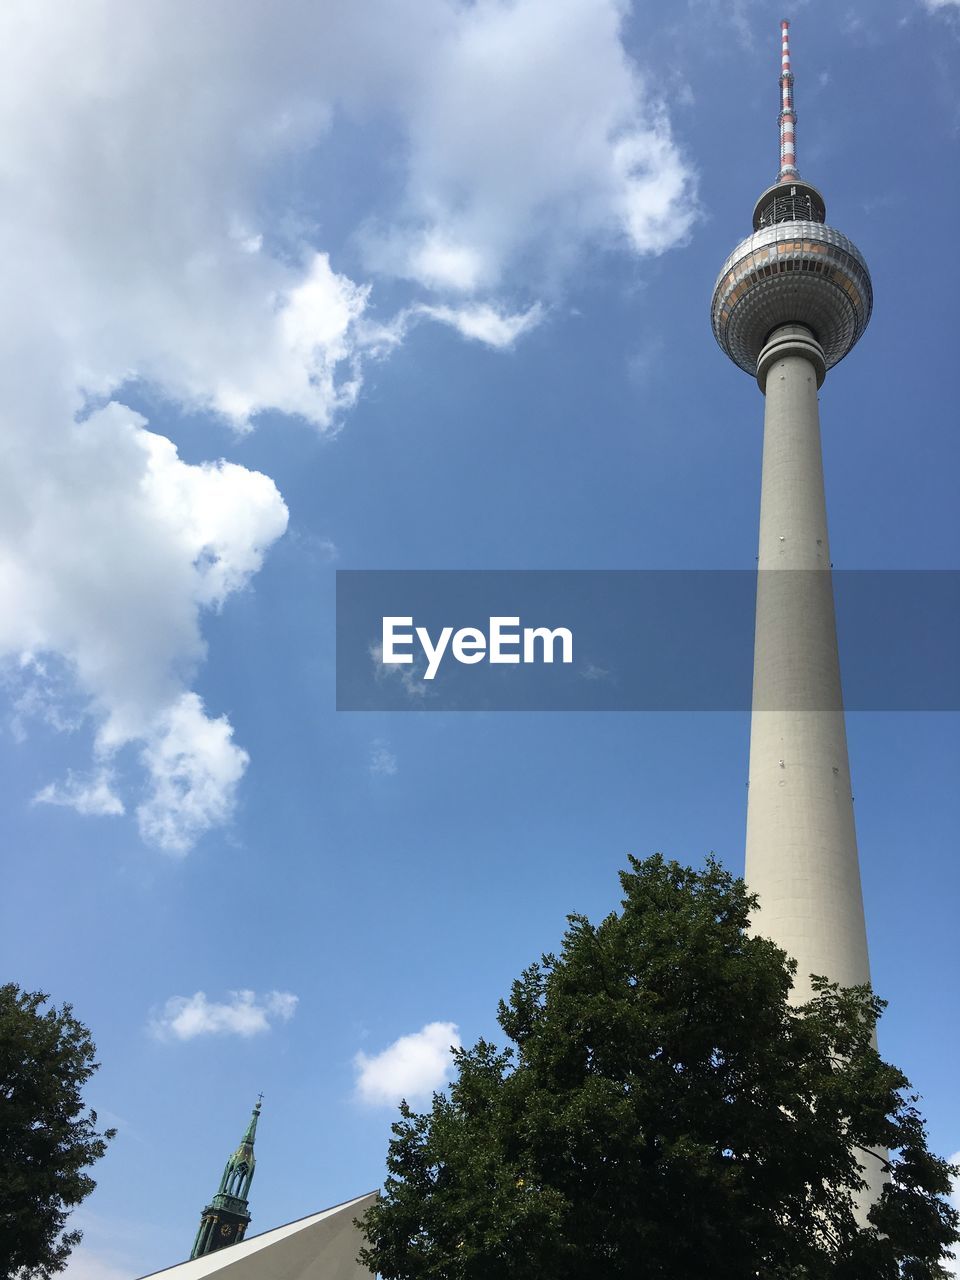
[710,21,884,1210]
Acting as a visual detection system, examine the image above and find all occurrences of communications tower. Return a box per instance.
[710,21,884,1209]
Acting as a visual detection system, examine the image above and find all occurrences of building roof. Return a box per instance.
[140,1191,378,1280]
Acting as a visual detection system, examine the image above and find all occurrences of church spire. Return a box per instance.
[190,1099,263,1259]
[240,1098,261,1147]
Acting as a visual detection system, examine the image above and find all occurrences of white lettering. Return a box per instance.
[489,616,521,664]
[451,627,486,665]
[382,617,573,679]
[382,617,414,664]
[417,625,453,680]
[523,626,573,664]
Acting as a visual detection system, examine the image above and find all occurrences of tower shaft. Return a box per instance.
[745,325,886,1216]
[745,325,870,1004]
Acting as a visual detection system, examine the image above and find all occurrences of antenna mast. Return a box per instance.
[778,19,800,183]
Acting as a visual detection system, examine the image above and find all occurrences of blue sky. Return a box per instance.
[0,1,957,1275]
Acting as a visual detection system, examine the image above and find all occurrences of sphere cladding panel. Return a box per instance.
[711,222,872,374]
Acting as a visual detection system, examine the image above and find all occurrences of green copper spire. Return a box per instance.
[239,1099,261,1148]
[189,1098,263,1259]
[215,1099,259,1201]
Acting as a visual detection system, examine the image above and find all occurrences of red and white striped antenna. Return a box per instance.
[778,19,800,183]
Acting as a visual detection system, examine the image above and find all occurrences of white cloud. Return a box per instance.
[923,0,959,8]
[0,1,695,850]
[151,990,299,1041]
[415,302,545,349]
[0,4,375,853]
[4,403,287,851]
[136,694,249,854]
[189,252,371,432]
[34,770,124,818]
[407,235,489,293]
[0,404,288,729]
[354,1021,461,1106]
[369,739,398,777]
[611,127,696,256]
[362,0,697,291]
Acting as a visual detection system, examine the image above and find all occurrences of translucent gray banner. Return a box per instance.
[335,571,960,711]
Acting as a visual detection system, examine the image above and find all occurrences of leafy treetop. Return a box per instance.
[0,984,115,1278]
[359,854,958,1280]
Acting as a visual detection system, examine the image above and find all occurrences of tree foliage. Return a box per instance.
[359,855,958,1279]
[0,984,115,1278]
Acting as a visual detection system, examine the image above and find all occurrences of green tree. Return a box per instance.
[359,855,958,1279]
[0,984,115,1277]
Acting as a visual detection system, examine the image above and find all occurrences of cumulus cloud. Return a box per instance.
[923,0,959,8]
[354,1021,461,1106]
[184,252,371,432]
[0,1,695,850]
[4,403,287,851]
[151,990,299,1041]
[361,0,696,290]
[136,694,250,854]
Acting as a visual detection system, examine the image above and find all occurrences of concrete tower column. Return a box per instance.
[745,325,886,1216]
[745,324,870,1003]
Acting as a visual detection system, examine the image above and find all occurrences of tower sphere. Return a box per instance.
[711,211,872,376]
